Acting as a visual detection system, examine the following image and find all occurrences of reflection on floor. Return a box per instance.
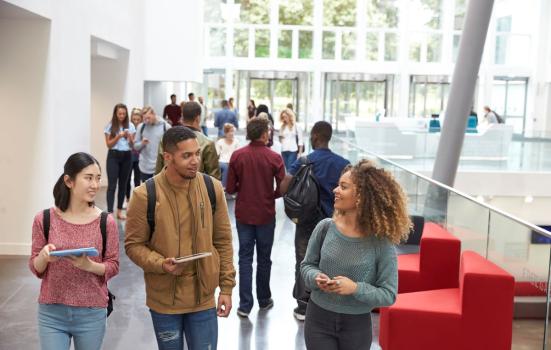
[0,165,547,349]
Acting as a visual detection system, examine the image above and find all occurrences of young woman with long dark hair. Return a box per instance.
[29,152,119,350]
[104,103,135,219]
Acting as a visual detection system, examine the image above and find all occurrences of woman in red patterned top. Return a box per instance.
[29,152,119,350]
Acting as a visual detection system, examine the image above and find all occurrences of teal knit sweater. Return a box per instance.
[300,218,398,315]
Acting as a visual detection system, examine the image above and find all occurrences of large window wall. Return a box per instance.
[203,0,544,136]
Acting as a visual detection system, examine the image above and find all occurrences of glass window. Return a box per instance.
[384,33,398,61]
[409,0,442,29]
[299,31,313,59]
[342,32,356,60]
[209,27,226,57]
[236,0,269,24]
[234,28,249,57]
[322,31,336,59]
[495,35,507,64]
[279,0,313,25]
[496,16,512,32]
[454,0,466,30]
[205,71,226,110]
[255,29,270,57]
[409,34,422,62]
[323,0,357,27]
[452,34,460,62]
[250,79,271,107]
[204,0,226,23]
[278,30,293,58]
[366,32,378,61]
[427,34,442,62]
[358,81,386,117]
[366,0,398,28]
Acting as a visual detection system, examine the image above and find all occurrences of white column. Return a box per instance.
[397,0,410,118]
[356,0,367,62]
[269,0,279,58]
[225,68,234,100]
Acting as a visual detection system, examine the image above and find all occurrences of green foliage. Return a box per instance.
[279,0,313,25]
[366,0,398,28]
[236,0,270,24]
[323,0,356,27]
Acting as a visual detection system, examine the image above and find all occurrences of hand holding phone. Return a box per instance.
[315,273,333,291]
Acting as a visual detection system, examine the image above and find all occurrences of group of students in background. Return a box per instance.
[29,94,412,350]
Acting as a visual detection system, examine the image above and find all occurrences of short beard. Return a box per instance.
[177,169,197,180]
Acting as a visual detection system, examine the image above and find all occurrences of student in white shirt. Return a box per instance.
[279,108,304,172]
[215,123,240,189]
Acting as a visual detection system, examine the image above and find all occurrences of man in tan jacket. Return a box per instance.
[125,126,235,350]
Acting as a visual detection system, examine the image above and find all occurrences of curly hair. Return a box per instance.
[340,159,412,244]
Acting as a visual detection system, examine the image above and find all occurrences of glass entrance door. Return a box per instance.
[492,77,528,135]
[324,74,388,131]
[249,78,298,120]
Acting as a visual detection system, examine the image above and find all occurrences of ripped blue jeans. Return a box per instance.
[149,308,217,350]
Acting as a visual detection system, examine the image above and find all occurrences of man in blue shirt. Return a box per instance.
[214,100,239,138]
[288,121,349,320]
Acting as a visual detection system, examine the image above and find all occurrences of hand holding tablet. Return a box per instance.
[49,247,99,257]
[174,252,212,263]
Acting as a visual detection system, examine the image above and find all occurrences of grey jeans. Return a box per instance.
[304,301,372,350]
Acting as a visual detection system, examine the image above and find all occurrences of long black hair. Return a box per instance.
[109,103,129,138]
[53,152,101,211]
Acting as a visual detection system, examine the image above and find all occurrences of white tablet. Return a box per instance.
[174,252,212,263]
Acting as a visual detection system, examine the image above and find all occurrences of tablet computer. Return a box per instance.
[174,252,212,263]
[49,247,99,257]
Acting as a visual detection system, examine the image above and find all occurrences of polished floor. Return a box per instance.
[1,132,548,349]
[0,190,382,350]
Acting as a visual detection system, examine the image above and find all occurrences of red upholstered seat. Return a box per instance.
[398,222,461,293]
[380,251,515,350]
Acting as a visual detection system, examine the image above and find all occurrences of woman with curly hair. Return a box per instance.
[301,159,411,350]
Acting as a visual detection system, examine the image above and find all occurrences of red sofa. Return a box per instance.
[398,222,461,293]
[380,251,515,350]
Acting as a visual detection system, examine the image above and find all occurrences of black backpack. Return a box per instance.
[283,157,324,225]
[145,173,216,237]
[42,209,115,317]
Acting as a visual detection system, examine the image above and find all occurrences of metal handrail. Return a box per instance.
[334,134,551,239]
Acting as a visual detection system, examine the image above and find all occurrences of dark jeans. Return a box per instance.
[149,308,217,350]
[106,150,132,212]
[140,172,154,183]
[293,219,322,312]
[236,219,276,312]
[281,151,298,172]
[126,159,141,200]
[304,301,372,350]
[219,162,229,188]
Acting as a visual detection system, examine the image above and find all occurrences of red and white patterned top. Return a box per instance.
[29,208,119,308]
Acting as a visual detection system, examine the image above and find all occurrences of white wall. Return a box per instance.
[0,0,146,254]
[91,47,130,187]
[144,0,204,82]
[0,16,51,255]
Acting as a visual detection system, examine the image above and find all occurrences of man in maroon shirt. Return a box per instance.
[163,94,181,126]
[226,117,285,317]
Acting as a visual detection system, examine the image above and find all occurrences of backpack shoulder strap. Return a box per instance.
[145,178,156,237]
[100,212,108,258]
[140,123,146,135]
[202,173,216,213]
[42,209,50,241]
[163,122,167,133]
[319,219,331,249]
